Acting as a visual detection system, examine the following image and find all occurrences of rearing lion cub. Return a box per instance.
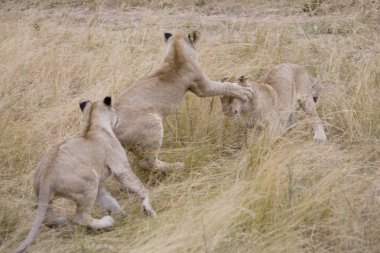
[15,97,156,253]
[114,30,253,171]
[220,63,327,141]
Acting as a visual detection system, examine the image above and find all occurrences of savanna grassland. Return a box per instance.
[0,0,379,252]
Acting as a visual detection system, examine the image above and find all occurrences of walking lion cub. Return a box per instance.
[114,30,253,171]
[220,63,327,141]
[15,97,156,253]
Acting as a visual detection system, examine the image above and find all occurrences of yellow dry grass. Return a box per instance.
[0,0,379,252]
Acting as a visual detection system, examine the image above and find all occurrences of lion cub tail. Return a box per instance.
[15,185,51,253]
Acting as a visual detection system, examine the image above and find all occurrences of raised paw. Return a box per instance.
[228,82,252,101]
[244,86,254,96]
[240,86,254,101]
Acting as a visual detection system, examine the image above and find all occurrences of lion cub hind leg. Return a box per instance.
[299,96,327,141]
[132,114,184,171]
[45,207,70,228]
[73,186,114,229]
[96,187,127,218]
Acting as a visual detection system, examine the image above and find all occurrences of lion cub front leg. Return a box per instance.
[191,77,253,101]
[299,96,327,141]
[112,163,157,217]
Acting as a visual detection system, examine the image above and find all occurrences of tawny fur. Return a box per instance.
[114,31,253,171]
[15,97,156,253]
[220,63,327,141]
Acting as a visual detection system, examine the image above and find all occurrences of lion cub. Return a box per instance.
[15,97,156,253]
[114,30,253,171]
[221,63,327,141]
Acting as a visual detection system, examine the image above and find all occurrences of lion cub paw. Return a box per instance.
[144,207,158,218]
[45,217,70,228]
[112,210,128,220]
[173,162,185,170]
[313,133,327,142]
[313,128,327,142]
[240,86,254,101]
[229,82,253,101]
[100,215,115,228]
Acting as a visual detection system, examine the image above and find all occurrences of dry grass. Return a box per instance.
[0,0,379,252]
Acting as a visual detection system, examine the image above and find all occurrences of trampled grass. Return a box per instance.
[0,0,379,252]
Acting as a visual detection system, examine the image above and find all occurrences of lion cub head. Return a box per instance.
[79,96,119,136]
[163,30,201,62]
[220,76,250,117]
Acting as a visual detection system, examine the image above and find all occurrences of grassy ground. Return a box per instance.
[0,0,379,252]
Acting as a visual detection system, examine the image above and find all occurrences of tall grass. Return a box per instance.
[0,0,379,252]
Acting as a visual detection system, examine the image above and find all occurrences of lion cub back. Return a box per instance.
[260,63,315,112]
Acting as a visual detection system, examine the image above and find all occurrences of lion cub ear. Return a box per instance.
[238,75,250,83]
[103,96,112,106]
[79,99,90,112]
[188,30,200,44]
[164,32,172,41]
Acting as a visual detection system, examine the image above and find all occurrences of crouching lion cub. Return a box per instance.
[15,97,156,253]
[114,30,253,171]
[220,63,327,141]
